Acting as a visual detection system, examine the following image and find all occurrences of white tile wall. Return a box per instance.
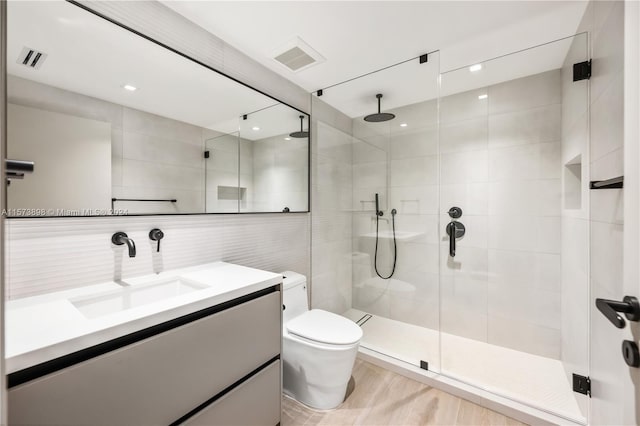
[4,2,315,319]
[6,213,309,299]
[9,77,208,214]
[251,135,308,212]
[310,99,354,314]
[438,69,564,355]
[343,67,564,355]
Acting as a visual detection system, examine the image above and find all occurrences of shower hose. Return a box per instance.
[374,209,397,279]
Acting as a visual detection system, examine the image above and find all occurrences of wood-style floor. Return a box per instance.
[282,359,528,426]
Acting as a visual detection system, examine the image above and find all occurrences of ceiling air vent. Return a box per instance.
[17,47,47,70]
[272,37,324,73]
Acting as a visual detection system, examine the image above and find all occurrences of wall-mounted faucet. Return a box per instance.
[149,228,164,252]
[112,232,136,257]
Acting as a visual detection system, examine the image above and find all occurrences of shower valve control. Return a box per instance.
[448,206,463,219]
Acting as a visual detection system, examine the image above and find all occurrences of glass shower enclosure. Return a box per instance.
[312,33,589,423]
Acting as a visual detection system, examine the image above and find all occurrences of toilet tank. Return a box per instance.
[281,271,308,324]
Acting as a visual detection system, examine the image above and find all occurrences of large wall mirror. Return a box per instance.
[6,1,309,217]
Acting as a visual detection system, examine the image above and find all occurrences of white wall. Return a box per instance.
[6,214,309,299]
[580,1,629,425]
[622,2,640,423]
[7,104,112,213]
[8,76,206,214]
[443,70,562,358]
[251,135,308,213]
[1,1,8,419]
[351,99,440,331]
[348,69,563,359]
[310,98,353,313]
[4,2,312,301]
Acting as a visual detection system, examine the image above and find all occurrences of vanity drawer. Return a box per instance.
[182,360,281,426]
[9,290,281,426]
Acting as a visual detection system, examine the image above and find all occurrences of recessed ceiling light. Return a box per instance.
[252,126,260,131]
[469,64,482,72]
[400,123,408,127]
[123,84,137,91]
[284,137,291,141]
[478,94,488,100]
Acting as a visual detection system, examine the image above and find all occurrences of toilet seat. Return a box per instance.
[286,309,362,345]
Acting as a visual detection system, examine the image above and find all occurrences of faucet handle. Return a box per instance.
[149,228,164,252]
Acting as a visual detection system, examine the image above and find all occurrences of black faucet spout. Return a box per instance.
[112,232,136,257]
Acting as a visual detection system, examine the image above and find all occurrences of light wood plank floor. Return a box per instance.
[282,359,528,426]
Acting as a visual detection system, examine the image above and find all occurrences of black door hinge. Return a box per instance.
[204,150,210,159]
[420,360,429,371]
[419,53,428,64]
[573,60,591,82]
[573,373,591,397]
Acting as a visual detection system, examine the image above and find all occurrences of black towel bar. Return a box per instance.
[111,198,177,210]
[111,198,177,203]
[590,176,623,189]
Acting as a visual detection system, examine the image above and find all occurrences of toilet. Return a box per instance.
[281,271,363,410]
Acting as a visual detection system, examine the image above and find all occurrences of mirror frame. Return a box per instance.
[7,1,310,218]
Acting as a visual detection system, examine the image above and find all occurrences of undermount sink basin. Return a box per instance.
[70,277,209,319]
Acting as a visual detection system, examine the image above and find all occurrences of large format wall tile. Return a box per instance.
[488,70,561,115]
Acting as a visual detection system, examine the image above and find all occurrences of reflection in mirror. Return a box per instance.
[205,132,240,213]
[239,105,309,212]
[6,1,309,216]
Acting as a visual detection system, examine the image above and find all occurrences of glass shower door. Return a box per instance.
[316,50,442,372]
[438,33,589,423]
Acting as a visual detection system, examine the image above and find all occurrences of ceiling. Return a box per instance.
[7,1,304,140]
[8,1,589,130]
[163,1,589,96]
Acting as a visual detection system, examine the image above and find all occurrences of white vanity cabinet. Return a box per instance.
[8,287,282,425]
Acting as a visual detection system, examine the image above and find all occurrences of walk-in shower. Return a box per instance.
[312,32,590,424]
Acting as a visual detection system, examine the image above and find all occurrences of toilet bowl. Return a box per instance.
[281,271,362,410]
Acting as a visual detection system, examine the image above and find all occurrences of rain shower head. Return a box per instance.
[364,93,395,123]
[289,115,309,138]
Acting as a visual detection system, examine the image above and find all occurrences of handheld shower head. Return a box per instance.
[375,193,383,216]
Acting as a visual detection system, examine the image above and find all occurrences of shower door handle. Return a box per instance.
[595,296,640,328]
[446,221,465,258]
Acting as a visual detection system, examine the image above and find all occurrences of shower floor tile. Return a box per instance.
[343,308,585,424]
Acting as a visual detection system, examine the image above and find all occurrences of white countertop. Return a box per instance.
[6,262,282,374]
